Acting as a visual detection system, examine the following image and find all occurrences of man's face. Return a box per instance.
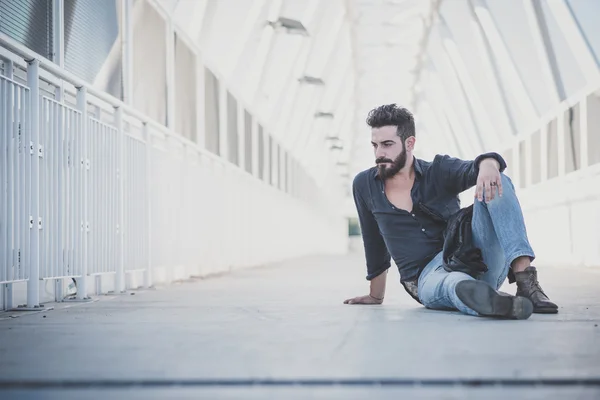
[371,125,407,179]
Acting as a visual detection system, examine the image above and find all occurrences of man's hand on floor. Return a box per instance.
[343,294,383,305]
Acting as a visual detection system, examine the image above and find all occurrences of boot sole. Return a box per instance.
[456,280,533,320]
[534,307,559,314]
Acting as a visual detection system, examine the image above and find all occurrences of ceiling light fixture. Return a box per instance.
[267,17,309,36]
[314,111,334,118]
[298,75,325,85]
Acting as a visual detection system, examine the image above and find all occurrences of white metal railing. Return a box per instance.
[86,115,120,277]
[123,130,149,275]
[1,33,347,309]
[0,73,30,286]
[38,96,84,280]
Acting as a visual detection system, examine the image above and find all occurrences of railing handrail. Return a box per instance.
[0,33,236,172]
[0,32,334,213]
[1,34,147,123]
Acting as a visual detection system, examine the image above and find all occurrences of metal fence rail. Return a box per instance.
[123,133,148,273]
[87,116,120,276]
[181,151,203,270]
[148,135,170,271]
[0,74,30,284]
[39,96,84,280]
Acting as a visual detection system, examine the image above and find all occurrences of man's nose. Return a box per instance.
[375,148,386,159]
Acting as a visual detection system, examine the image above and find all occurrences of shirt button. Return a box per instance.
[421,228,425,232]
[411,214,415,217]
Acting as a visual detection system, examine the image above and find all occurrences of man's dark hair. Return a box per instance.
[366,104,415,142]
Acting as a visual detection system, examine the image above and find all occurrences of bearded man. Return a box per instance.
[344,104,558,319]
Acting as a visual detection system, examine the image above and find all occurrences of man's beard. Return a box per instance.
[376,147,407,180]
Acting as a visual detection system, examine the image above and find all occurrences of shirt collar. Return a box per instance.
[372,156,423,180]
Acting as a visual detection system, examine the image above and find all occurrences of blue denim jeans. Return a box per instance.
[417,174,535,316]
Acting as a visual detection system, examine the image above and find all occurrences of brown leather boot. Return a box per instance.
[456,280,533,320]
[515,267,558,314]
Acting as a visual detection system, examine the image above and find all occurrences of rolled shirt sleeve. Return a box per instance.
[352,174,391,280]
[437,152,507,194]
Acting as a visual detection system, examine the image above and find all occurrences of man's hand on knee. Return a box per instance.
[476,158,503,203]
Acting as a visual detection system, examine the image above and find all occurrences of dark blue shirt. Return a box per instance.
[352,153,506,283]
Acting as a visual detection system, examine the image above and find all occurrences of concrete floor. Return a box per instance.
[1,248,599,399]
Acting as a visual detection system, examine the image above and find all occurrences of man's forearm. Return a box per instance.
[369,270,387,300]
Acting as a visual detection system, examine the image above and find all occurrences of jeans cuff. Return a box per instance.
[505,251,535,267]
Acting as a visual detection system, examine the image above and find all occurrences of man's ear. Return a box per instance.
[405,136,416,151]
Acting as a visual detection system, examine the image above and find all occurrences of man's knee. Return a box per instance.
[420,293,452,310]
[480,173,516,205]
[420,271,472,308]
[500,173,515,190]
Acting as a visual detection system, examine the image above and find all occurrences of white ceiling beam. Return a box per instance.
[271,2,347,141]
[473,3,539,124]
[300,67,353,159]
[221,0,269,81]
[438,20,501,150]
[253,0,320,123]
[522,0,563,103]
[426,67,478,158]
[291,29,351,154]
[418,98,460,156]
[409,0,441,110]
[173,0,207,35]
[545,0,600,85]
[195,0,217,47]
[387,7,428,25]
[467,0,517,137]
[267,1,341,138]
[242,0,284,104]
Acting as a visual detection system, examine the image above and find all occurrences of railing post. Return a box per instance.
[540,122,548,182]
[557,111,566,178]
[76,86,89,300]
[54,74,64,302]
[26,59,40,309]
[580,96,589,170]
[115,107,125,293]
[143,122,152,288]
[122,0,133,104]
[2,60,14,310]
